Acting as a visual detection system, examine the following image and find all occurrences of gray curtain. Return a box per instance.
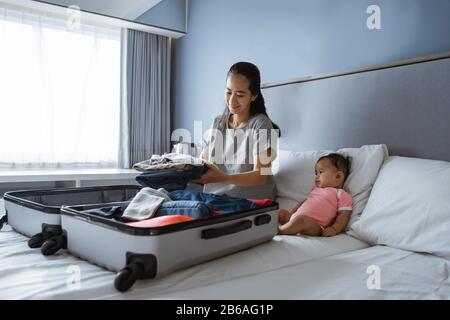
[119,29,171,168]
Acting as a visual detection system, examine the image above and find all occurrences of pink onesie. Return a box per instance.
[293,187,353,227]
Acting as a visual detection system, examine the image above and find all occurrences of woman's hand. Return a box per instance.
[192,161,229,185]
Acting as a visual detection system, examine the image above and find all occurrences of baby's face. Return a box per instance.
[314,159,343,188]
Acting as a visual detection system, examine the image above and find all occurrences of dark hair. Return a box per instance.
[317,153,351,180]
[219,61,281,136]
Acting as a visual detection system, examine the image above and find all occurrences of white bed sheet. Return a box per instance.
[165,245,450,300]
[0,225,368,299]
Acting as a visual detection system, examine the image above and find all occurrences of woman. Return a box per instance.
[194,62,280,200]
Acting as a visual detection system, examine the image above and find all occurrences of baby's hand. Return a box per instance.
[322,226,338,237]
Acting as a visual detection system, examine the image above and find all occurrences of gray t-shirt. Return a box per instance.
[201,113,278,200]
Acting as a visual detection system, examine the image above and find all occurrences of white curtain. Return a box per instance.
[0,4,121,169]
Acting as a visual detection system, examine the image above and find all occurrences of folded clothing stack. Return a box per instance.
[133,153,208,192]
[135,166,208,192]
[133,153,204,172]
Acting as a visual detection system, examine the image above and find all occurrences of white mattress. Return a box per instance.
[167,245,450,300]
[0,225,368,299]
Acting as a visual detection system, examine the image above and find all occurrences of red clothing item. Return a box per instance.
[248,199,274,207]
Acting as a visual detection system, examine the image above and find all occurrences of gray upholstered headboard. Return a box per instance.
[263,52,450,161]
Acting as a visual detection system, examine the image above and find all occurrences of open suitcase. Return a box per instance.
[57,199,278,292]
[2,186,140,250]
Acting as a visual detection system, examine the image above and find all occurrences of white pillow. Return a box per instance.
[273,149,331,204]
[273,144,388,229]
[351,156,450,259]
[338,144,389,227]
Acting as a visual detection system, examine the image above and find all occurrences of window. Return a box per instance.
[0,5,121,169]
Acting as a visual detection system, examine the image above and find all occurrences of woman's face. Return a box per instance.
[225,73,257,117]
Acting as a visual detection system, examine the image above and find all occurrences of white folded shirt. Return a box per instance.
[122,187,171,221]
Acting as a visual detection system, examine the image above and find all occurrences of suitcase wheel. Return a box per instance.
[114,263,142,292]
[41,235,66,256]
[28,233,45,249]
[29,225,63,249]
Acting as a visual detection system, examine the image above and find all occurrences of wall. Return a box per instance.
[172,0,450,140]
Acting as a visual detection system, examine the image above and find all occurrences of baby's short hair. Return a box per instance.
[317,153,351,180]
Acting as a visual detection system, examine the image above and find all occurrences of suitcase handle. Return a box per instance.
[201,220,252,239]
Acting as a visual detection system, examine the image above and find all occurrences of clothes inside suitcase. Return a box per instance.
[2,186,140,250]
[59,199,278,292]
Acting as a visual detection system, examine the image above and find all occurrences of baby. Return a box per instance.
[278,153,352,237]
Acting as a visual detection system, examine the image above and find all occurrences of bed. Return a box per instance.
[1,52,450,300]
[0,226,368,299]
